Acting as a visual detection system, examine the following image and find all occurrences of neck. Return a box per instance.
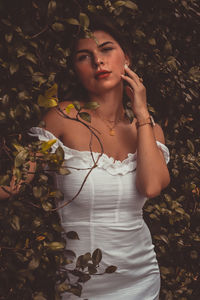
[89,83,124,122]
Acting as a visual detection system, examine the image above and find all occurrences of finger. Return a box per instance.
[125,85,134,99]
[124,66,142,85]
[121,74,138,89]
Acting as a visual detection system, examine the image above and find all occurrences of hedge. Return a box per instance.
[0,0,199,299]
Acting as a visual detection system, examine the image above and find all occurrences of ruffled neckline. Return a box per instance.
[29,127,137,175]
[29,127,169,176]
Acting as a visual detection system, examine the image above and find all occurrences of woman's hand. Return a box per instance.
[121,65,149,120]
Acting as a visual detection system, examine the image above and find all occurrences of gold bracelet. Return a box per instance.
[136,116,155,129]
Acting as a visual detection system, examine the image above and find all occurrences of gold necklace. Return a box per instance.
[95,111,124,136]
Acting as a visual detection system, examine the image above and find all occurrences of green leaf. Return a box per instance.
[58,167,70,175]
[92,248,102,265]
[25,53,38,64]
[9,63,19,75]
[52,22,65,32]
[105,265,117,273]
[0,175,10,186]
[66,231,79,240]
[73,101,81,111]
[10,215,20,231]
[56,146,64,161]
[5,32,13,43]
[28,257,40,270]
[114,1,126,7]
[79,13,90,28]
[187,139,195,154]
[88,264,97,274]
[69,286,82,297]
[33,186,43,198]
[47,0,57,17]
[56,282,70,293]
[79,112,91,123]
[42,201,53,211]
[124,1,138,10]
[47,242,65,251]
[14,150,29,167]
[83,102,100,110]
[66,18,80,26]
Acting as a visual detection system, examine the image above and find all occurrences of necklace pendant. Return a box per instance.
[109,129,115,136]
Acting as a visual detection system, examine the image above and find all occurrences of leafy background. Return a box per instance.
[0,0,199,299]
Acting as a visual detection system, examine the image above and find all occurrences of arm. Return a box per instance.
[121,66,170,198]
[0,161,36,200]
[136,122,170,198]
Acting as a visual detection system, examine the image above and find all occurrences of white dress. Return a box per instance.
[30,127,170,300]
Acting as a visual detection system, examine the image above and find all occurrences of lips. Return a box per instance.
[95,70,111,79]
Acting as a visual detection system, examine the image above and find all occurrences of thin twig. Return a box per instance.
[49,105,104,211]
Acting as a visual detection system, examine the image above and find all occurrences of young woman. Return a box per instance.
[7,17,170,299]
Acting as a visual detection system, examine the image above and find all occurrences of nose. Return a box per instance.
[92,52,104,68]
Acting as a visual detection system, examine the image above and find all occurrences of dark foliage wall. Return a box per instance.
[0,0,199,299]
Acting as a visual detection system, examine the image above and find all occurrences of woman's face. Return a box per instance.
[73,30,128,95]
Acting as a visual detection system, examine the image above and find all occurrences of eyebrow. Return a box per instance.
[75,41,114,55]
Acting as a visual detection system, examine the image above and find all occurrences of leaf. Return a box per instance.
[114,1,126,7]
[92,248,102,265]
[48,0,57,17]
[42,201,53,211]
[33,293,47,300]
[105,265,117,273]
[148,38,156,46]
[79,13,90,28]
[65,103,75,114]
[25,53,38,64]
[58,167,70,175]
[9,63,19,75]
[33,186,43,198]
[10,215,20,231]
[66,18,80,26]
[56,146,64,161]
[28,257,40,270]
[56,282,70,293]
[52,22,65,32]
[38,95,58,107]
[0,175,10,186]
[12,143,24,152]
[47,242,65,251]
[41,139,57,152]
[83,102,100,110]
[66,231,79,240]
[124,1,138,10]
[69,286,82,297]
[14,150,29,167]
[45,83,58,98]
[5,32,13,43]
[187,139,195,154]
[88,264,97,274]
[73,101,81,111]
[79,112,91,123]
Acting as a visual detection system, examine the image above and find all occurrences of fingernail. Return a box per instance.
[124,64,128,69]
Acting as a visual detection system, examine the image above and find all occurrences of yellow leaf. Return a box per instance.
[37,95,58,107]
[41,139,57,152]
[45,83,58,98]
[65,103,74,114]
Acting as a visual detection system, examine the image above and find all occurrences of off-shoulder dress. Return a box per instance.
[30,127,170,300]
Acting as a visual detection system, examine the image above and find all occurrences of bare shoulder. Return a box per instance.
[153,123,165,144]
[43,100,77,138]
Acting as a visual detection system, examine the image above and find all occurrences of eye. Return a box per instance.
[77,54,91,62]
[101,47,113,52]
